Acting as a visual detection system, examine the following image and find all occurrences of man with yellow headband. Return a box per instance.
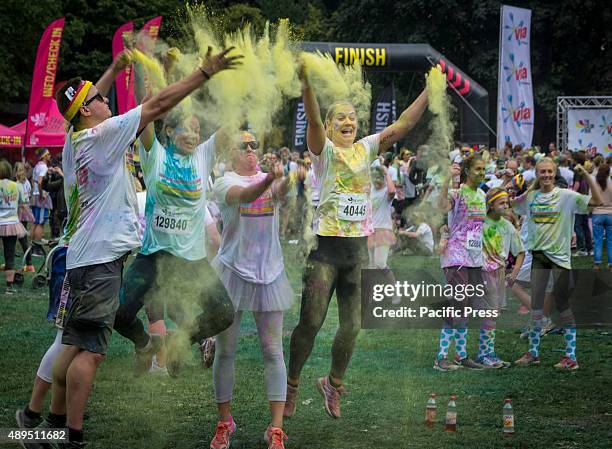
[25,46,242,449]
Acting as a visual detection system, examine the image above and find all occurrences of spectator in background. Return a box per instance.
[398,149,416,226]
[521,155,536,184]
[409,144,430,199]
[42,163,67,240]
[572,151,593,256]
[557,154,574,187]
[14,162,35,272]
[398,210,434,256]
[30,148,53,245]
[592,162,612,271]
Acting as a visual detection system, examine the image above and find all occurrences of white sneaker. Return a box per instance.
[149,355,169,376]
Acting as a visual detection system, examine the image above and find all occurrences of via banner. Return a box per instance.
[26,17,66,148]
[112,21,134,114]
[567,109,612,155]
[292,100,307,153]
[497,5,534,149]
[370,83,397,143]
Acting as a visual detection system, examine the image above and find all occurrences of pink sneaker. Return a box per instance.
[514,352,540,367]
[283,383,298,418]
[316,376,345,419]
[554,357,579,370]
[210,416,236,449]
[264,426,288,449]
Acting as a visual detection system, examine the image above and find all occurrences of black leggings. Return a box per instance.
[1,235,17,270]
[288,236,366,381]
[18,222,31,265]
[530,251,573,313]
[114,251,235,348]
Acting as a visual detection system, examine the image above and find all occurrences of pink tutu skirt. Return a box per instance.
[0,222,27,238]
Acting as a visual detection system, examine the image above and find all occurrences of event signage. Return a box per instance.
[497,5,534,149]
[567,109,612,155]
[26,17,66,148]
[112,21,135,114]
[292,101,307,152]
[370,83,396,134]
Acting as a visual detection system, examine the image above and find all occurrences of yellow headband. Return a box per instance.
[487,191,508,204]
[63,80,93,122]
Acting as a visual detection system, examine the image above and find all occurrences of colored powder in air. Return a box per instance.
[300,51,371,129]
[425,65,454,158]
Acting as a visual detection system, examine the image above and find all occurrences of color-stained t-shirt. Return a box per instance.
[310,134,380,237]
[0,179,25,225]
[513,187,590,269]
[371,183,393,230]
[139,135,215,261]
[213,171,284,284]
[441,184,486,268]
[482,216,524,272]
[63,106,142,269]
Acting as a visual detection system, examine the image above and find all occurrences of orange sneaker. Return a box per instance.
[23,265,36,273]
[283,384,298,418]
[514,352,540,367]
[264,426,288,449]
[210,417,236,449]
[316,376,345,419]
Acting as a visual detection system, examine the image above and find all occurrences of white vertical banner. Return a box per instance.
[497,5,534,149]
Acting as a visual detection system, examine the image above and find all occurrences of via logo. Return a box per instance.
[599,115,612,136]
[501,95,533,127]
[31,112,47,127]
[503,53,530,84]
[504,12,529,46]
[576,119,594,134]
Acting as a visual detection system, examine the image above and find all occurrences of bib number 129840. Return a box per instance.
[152,205,191,235]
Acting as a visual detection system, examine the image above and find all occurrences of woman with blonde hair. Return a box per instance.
[0,159,27,294]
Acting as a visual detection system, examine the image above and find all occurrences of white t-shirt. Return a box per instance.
[416,223,434,253]
[513,187,590,269]
[0,180,25,225]
[64,106,143,269]
[213,171,284,284]
[522,168,536,183]
[139,135,215,261]
[559,166,574,187]
[486,176,504,189]
[32,161,48,197]
[371,184,393,230]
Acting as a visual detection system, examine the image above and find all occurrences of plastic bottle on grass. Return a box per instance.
[445,395,457,432]
[503,399,515,435]
[425,393,437,427]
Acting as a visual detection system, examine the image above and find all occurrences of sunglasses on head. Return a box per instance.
[239,141,259,151]
[83,93,104,107]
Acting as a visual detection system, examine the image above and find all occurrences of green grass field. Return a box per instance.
[1,246,611,449]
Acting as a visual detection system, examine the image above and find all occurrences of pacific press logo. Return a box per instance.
[504,12,529,46]
[503,53,530,85]
[501,95,533,127]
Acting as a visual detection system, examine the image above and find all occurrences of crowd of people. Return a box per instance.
[2,46,611,449]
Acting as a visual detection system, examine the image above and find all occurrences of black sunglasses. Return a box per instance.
[83,93,104,107]
[239,141,259,150]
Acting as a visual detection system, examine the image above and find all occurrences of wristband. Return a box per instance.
[199,67,211,80]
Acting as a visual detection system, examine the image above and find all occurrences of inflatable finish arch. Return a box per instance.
[301,42,489,144]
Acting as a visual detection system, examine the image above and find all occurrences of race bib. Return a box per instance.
[152,205,191,235]
[338,193,367,222]
[465,229,482,251]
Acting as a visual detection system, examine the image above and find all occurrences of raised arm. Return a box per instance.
[95,50,133,97]
[575,165,604,206]
[379,89,428,153]
[300,66,326,155]
[139,47,242,132]
[384,168,396,200]
[438,164,458,211]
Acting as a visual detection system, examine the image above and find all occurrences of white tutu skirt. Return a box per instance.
[0,222,27,238]
[212,258,295,312]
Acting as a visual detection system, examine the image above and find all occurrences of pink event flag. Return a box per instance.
[26,17,66,148]
[112,21,135,114]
